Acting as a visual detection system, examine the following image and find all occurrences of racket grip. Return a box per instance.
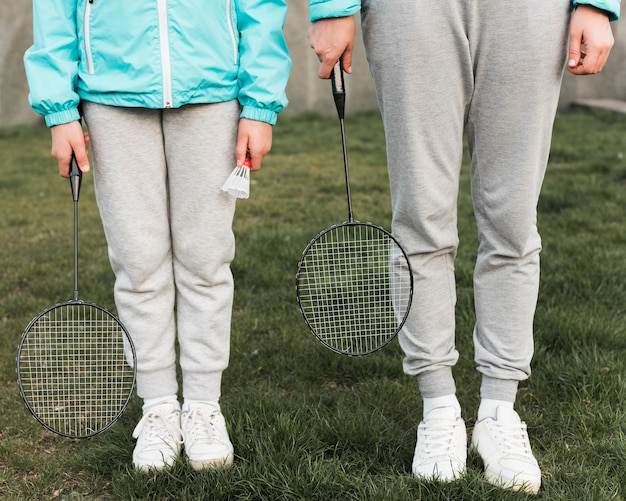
[331,60,346,120]
[69,155,82,202]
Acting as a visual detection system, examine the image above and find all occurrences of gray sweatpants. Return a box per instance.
[361,0,571,401]
[83,100,240,402]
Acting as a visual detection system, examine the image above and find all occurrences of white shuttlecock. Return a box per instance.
[221,157,251,199]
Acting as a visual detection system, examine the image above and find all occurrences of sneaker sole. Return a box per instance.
[483,465,541,495]
[413,467,466,483]
[189,454,234,471]
[133,459,177,471]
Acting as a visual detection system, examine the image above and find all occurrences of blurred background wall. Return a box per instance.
[1,1,624,128]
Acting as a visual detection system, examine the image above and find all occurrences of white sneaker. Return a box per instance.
[181,403,234,470]
[132,402,183,470]
[412,407,467,482]
[471,406,541,494]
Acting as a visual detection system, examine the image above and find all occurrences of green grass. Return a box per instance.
[0,108,624,500]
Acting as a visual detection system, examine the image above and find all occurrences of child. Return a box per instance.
[24,0,291,470]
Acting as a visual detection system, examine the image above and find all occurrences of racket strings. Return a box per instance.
[298,224,412,355]
[18,303,134,437]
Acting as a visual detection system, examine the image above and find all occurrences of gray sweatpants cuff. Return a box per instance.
[480,376,519,402]
[417,367,457,398]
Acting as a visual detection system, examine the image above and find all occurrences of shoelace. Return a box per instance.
[490,421,532,456]
[181,408,226,444]
[419,421,463,457]
[134,411,183,447]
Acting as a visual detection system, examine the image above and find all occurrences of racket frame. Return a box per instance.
[296,220,413,356]
[17,300,137,438]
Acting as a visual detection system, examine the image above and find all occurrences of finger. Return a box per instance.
[569,47,607,75]
[55,147,78,178]
[236,143,263,171]
[57,159,71,178]
[567,51,585,75]
[587,42,613,74]
[341,48,354,74]
[581,50,601,74]
[568,34,584,70]
[318,57,337,79]
[247,151,264,171]
[240,150,259,171]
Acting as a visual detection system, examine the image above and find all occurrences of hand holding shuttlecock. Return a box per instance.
[221,156,252,199]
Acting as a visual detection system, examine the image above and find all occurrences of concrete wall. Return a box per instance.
[0,1,37,127]
[1,2,624,128]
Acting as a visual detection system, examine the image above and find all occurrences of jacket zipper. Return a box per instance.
[84,1,95,74]
[226,0,238,65]
[157,0,173,108]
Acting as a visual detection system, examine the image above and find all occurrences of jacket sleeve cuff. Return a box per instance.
[44,108,82,128]
[573,0,620,21]
[240,106,278,126]
[309,0,361,22]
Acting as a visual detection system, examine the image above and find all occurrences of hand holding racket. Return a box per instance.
[296,62,413,356]
[16,156,136,438]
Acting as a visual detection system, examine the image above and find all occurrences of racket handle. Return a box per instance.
[69,155,82,203]
[331,60,346,120]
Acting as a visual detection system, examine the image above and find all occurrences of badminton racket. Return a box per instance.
[296,61,413,356]
[17,156,136,438]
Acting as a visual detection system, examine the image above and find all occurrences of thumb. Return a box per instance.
[73,142,90,173]
[74,132,91,172]
[235,139,249,168]
[568,31,584,70]
[341,49,354,74]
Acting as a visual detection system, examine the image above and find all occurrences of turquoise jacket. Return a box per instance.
[24,0,291,127]
[309,0,621,22]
